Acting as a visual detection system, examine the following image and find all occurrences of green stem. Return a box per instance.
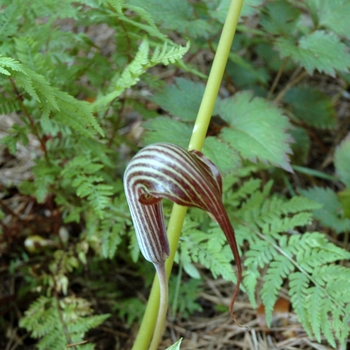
[149,263,169,350]
[189,0,243,151]
[131,1,243,349]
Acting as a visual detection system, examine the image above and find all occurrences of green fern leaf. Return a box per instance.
[307,286,323,342]
[180,223,235,283]
[232,179,350,345]
[150,40,190,66]
[320,298,337,348]
[15,37,45,72]
[244,240,276,269]
[53,90,104,137]
[315,265,350,300]
[62,155,113,219]
[292,232,350,273]
[0,2,21,39]
[264,212,313,237]
[1,56,103,137]
[0,55,26,75]
[278,195,322,213]
[115,3,168,41]
[20,296,109,350]
[289,272,312,335]
[101,222,123,259]
[218,91,293,172]
[261,256,294,325]
[275,31,350,77]
[0,98,20,114]
[29,0,79,19]
[94,39,188,110]
[243,267,260,308]
[23,68,59,109]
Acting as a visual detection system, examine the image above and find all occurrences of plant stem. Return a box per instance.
[149,263,169,350]
[189,0,243,151]
[273,70,308,105]
[131,1,243,349]
[267,58,288,100]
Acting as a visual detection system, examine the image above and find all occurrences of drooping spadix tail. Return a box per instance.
[123,142,242,316]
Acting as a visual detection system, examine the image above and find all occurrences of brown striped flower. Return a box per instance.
[123,142,241,316]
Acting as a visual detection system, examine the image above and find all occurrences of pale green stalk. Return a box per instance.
[149,263,169,350]
[131,1,244,349]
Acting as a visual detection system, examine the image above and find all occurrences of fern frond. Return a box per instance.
[263,212,313,238]
[243,268,260,308]
[180,223,235,283]
[227,179,350,346]
[244,239,276,269]
[115,3,168,41]
[20,296,109,350]
[150,40,190,66]
[62,155,114,219]
[0,55,25,75]
[261,255,294,325]
[94,38,189,110]
[15,37,44,72]
[228,178,262,201]
[98,195,130,258]
[289,232,350,273]
[0,98,20,114]
[0,2,20,38]
[289,272,311,335]
[0,55,103,137]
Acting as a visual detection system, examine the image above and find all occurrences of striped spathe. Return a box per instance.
[123,142,241,317]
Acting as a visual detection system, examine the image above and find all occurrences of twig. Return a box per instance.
[273,70,308,105]
[267,58,288,100]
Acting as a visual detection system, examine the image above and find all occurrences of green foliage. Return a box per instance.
[2,0,350,348]
[334,134,350,188]
[219,92,293,171]
[129,0,212,38]
[228,177,350,346]
[301,134,350,233]
[93,39,189,109]
[169,277,203,318]
[0,0,189,347]
[301,187,350,234]
[284,87,336,129]
[116,297,146,326]
[144,80,293,172]
[180,219,236,283]
[260,1,301,35]
[19,296,109,350]
[275,31,350,77]
[150,78,211,122]
[307,0,350,39]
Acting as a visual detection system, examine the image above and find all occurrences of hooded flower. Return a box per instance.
[124,142,241,315]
